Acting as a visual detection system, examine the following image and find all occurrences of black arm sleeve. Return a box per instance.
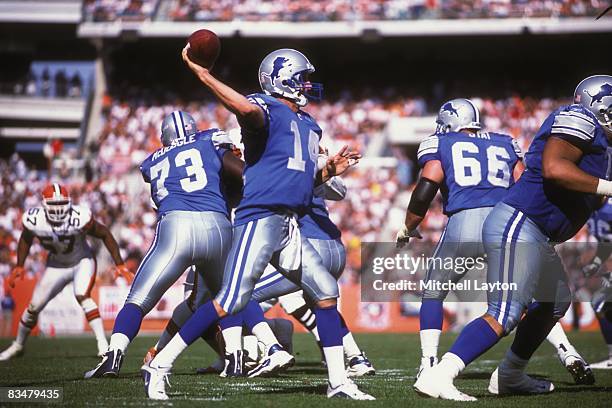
[408,177,440,217]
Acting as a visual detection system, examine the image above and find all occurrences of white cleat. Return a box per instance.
[247,344,294,378]
[0,342,24,361]
[416,356,438,379]
[488,367,554,395]
[590,357,612,370]
[414,365,476,401]
[141,364,171,400]
[327,378,375,400]
[346,352,376,377]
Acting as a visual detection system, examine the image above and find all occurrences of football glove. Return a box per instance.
[8,266,25,288]
[396,226,423,249]
[113,263,133,282]
[582,256,602,278]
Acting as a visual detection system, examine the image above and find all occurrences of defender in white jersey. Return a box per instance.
[0,183,131,361]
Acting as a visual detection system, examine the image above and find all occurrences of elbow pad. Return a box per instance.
[408,177,439,217]
[313,176,347,201]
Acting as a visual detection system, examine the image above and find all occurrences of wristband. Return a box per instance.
[596,179,612,196]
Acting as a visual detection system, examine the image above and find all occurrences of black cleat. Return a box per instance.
[566,359,595,385]
[84,349,124,379]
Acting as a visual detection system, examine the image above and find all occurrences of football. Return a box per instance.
[186,29,221,69]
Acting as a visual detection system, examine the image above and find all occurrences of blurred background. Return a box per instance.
[0,0,611,338]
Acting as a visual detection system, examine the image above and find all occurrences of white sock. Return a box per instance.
[324,345,347,388]
[109,333,130,353]
[546,322,573,353]
[89,318,108,347]
[500,349,528,372]
[251,322,279,348]
[15,322,32,346]
[222,326,243,353]
[438,353,465,379]
[311,326,320,342]
[420,329,441,359]
[151,334,188,368]
[342,332,361,359]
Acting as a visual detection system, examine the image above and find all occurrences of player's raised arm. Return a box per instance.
[181,47,265,130]
[8,228,34,287]
[85,219,131,279]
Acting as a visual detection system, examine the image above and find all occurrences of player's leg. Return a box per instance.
[418,207,490,376]
[145,215,285,399]
[0,265,71,360]
[85,213,193,378]
[546,321,594,383]
[591,286,612,368]
[72,257,108,356]
[415,203,541,400]
[288,237,373,400]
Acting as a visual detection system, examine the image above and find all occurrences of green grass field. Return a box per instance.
[0,332,610,407]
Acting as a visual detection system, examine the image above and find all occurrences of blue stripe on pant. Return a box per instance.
[483,202,571,335]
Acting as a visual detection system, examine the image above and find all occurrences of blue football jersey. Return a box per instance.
[140,129,230,217]
[299,195,341,240]
[588,198,612,243]
[234,93,322,225]
[417,131,522,215]
[504,105,611,242]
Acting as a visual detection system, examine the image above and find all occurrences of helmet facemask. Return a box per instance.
[43,198,71,224]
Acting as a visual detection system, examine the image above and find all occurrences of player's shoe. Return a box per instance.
[590,357,612,369]
[488,367,554,395]
[247,344,294,378]
[220,350,244,377]
[84,349,124,379]
[416,356,438,379]
[327,378,375,400]
[413,364,476,401]
[197,356,225,375]
[141,363,170,400]
[0,342,24,361]
[346,351,375,377]
[143,346,158,365]
[563,357,595,385]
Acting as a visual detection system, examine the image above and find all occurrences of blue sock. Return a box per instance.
[314,305,342,347]
[242,300,266,332]
[339,313,350,338]
[599,317,612,344]
[511,302,556,360]
[178,301,220,345]
[420,299,444,330]
[112,303,143,341]
[219,311,244,330]
[448,317,500,365]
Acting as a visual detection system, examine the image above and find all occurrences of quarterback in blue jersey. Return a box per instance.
[85,111,243,379]
[396,98,524,378]
[415,75,612,401]
[584,198,612,369]
[142,47,372,400]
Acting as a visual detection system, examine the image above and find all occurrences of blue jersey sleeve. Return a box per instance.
[551,105,598,151]
[140,158,151,183]
[417,134,441,167]
[246,93,271,130]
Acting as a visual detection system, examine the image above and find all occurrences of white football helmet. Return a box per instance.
[435,98,482,134]
[574,75,612,133]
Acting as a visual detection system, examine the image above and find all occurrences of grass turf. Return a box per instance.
[0,332,610,407]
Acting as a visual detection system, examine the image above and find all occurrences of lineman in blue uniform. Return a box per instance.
[584,198,612,369]
[143,47,373,400]
[396,98,524,377]
[85,111,242,378]
[415,75,612,401]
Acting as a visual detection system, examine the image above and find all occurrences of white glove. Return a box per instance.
[583,256,602,277]
[396,226,423,249]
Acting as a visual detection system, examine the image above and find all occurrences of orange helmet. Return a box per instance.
[42,183,71,223]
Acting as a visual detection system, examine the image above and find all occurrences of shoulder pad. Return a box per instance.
[417,135,440,160]
[552,104,598,142]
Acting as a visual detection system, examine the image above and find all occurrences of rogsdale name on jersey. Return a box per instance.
[372,279,517,293]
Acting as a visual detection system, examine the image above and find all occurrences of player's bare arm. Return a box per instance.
[396,160,444,248]
[8,228,34,287]
[85,219,131,279]
[181,47,265,130]
[513,159,526,181]
[542,136,600,193]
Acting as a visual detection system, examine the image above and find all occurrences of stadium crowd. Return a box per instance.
[82,0,606,22]
[0,92,577,287]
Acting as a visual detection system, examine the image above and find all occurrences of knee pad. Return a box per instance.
[279,291,306,314]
